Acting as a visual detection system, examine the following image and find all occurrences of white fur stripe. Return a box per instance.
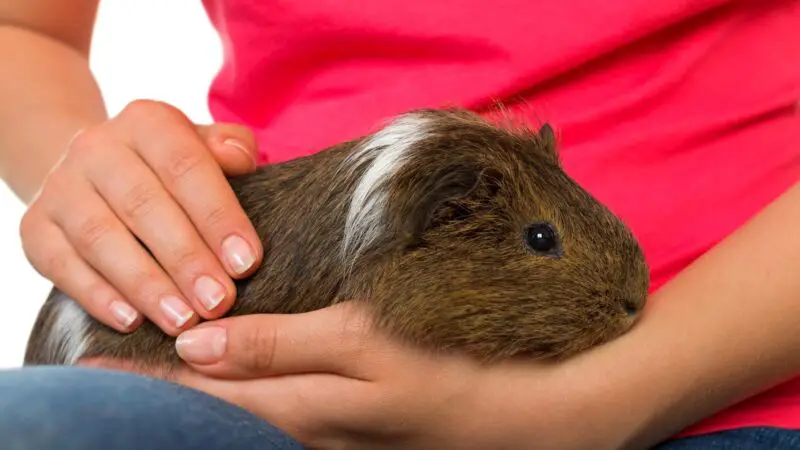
[46,297,90,365]
[341,113,432,264]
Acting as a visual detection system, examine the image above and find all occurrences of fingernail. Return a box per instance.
[223,138,256,165]
[159,296,194,328]
[194,276,226,311]
[176,327,227,364]
[222,235,256,275]
[110,301,138,328]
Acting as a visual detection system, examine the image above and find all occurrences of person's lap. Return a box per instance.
[0,366,305,450]
[0,366,797,450]
[654,427,800,449]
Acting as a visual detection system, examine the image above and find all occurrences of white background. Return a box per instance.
[0,1,221,368]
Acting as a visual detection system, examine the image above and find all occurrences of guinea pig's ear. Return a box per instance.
[539,123,555,147]
[538,123,560,162]
[388,165,497,245]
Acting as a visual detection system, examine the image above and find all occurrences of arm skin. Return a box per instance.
[6,3,798,447]
[487,180,800,449]
[1,1,264,337]
[0,0,106,203]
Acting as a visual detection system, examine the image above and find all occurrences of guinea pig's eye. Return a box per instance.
[523,222,561,257]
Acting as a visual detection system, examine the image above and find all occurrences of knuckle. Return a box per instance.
[169,245,204,272]
[66,127,105,158]
[19,222,47,272]
[121,100,187,129]
[80,281,115,308]
[237,324,277,371]
[122,99,167,120]
[19,210,59,278]
[165,149,205,180]
[37,247,71,280]
[72,214,115,251]
[127,268,169,302]
[338,336,366,364]
[18,208,40,243]
[119,182,161,220]
[334,317,371,358]
[202,203,232,229]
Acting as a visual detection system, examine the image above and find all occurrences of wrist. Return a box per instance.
[455,362,581,449]
[4,123,90,204]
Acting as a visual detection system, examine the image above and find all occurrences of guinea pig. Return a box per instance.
[23,108,650,374]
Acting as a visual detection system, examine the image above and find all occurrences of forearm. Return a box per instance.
[493,181,800,449]
[0,25,107,203]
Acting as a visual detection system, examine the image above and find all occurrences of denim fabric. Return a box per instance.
[655,427,800,449]
[3,366,800,449]
[0,366,306,450]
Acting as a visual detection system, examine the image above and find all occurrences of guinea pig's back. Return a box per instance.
[23,142,357,371]
[227,142,358,315]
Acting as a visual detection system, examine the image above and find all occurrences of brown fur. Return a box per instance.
[23,108,650,374]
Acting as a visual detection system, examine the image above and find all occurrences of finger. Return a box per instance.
[20,208,142,332]
[43,174,199,335]
[113,100,264,279]
[175,302,376,379]
[176,370,374,443]
[196,123,258,176]
[80,135,237,320]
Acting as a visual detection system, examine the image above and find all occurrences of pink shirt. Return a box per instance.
[201,0,800,438]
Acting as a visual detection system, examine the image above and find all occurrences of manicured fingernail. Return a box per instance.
[222,235,256,275]
[159,296,194,328]
[223,138,255,165]
[176,327,227,364]
[194,276,226,311]
[110,301,138,328]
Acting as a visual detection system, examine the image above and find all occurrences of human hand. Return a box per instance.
[19,99,264,336]
[172,302,557,450]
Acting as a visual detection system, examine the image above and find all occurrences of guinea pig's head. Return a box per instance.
[340,108,650,362]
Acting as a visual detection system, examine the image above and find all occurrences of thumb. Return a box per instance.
[175,301,374,380]
[196,123,259,176]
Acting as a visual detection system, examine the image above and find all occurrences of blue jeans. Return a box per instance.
[1,366,799,449]
[0,366,305,450]
[654,427,800,449]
